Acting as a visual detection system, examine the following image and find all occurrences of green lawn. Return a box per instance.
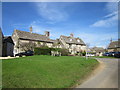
[2,55,99,88]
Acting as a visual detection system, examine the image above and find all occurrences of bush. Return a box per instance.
[81,51,86,56]
[34,47,51,55]
[59,48,69,56]
[34,47,69,56]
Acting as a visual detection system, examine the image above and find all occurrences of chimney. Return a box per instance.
[45,31,50,37]
[110,38,112,43]
[30,26,32,33]
[70,33,74,37]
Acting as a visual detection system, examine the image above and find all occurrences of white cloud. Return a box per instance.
[29,20,118,48]
[90,14,118,27]
[35,3,68,23]
[30,19,118,48]
[30,21,61,39]
[104,11,117,18]
[90,2,118,28]
[76,32,118,48]
[30,22,48,34]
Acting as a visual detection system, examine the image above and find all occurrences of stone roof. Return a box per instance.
[91,47,105,53]
[60,35,85,45]
[14,30,55,43]
[108,40,120,49]
[54,39,65,48]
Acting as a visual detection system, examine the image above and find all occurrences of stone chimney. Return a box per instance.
[70,33,74,37]
[110,38,112,43]
[45,31,50,37]
[30,26,32,33]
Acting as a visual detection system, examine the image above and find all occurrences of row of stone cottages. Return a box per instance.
[0,27,86,57]
[0,27,119,57]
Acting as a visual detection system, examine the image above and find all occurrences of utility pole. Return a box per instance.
[86,43,89,60]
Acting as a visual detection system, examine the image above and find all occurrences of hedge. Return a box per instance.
[34,47,51,55]
[34,47,69,56]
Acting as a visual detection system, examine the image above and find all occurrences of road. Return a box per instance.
[76,58,118,88]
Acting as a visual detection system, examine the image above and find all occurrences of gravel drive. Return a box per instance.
[76,58,118,88]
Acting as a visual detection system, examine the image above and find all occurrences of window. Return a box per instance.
[70,39,72,41]
[77,39,80,42]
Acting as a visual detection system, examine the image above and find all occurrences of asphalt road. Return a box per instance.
[76,58,118,88]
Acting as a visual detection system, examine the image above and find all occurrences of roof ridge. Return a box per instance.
[61,35,69,37]
[15,29,45,36]
[14,29,55,43]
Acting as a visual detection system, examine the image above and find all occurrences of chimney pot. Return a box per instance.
[30,26,32,33]
[70,33,74,37]
[110,38,112,43]
[45,31,50,37]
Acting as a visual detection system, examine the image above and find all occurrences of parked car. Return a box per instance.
[103,52,110,56]
[15,50,34,57]
[108,52,116,57]
[114,52,120,58]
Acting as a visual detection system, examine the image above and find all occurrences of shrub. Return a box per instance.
[34,47,51,55]
[34,47,69,56]
[81,51,86,56]
[59,48,69,56]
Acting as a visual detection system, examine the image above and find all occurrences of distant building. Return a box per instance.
[107,39,120,52]
[0,28,14,57]
[90,47,105,56]
[12,27,55,55]
[2,36,14,57]
[59,34,86,55]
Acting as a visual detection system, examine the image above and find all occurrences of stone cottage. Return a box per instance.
[12,27,55,55]
[107,39,120,52]
[90,47,105,56]
[12,27,87,55]
[59,34,86,55]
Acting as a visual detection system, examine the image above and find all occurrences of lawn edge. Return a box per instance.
[71,59,104,88]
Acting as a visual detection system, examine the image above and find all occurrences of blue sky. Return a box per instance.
[2,2,118,48]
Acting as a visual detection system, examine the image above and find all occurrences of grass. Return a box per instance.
[2,55,99,88]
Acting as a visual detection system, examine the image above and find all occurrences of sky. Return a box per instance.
[1,2,118,48]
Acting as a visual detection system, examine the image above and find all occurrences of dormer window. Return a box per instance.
[77,39,80,42]
[70,39,72,41]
